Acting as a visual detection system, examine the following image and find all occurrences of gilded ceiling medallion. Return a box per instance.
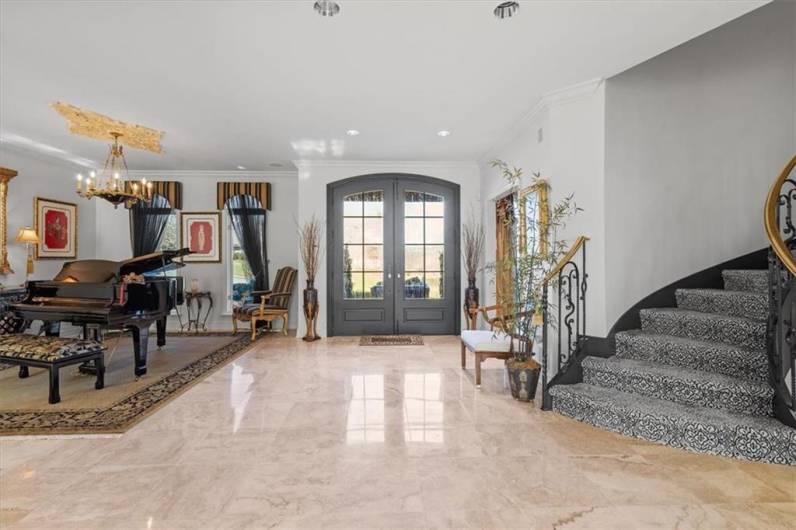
[50,102,163,154]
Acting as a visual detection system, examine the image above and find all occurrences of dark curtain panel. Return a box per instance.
[129,194,173,257]
[226,194,269,296]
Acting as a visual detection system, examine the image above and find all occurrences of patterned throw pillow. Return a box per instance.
[0,311,24,335]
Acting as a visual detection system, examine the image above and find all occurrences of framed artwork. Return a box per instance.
[181,211,221,263]
[35,197,78,259]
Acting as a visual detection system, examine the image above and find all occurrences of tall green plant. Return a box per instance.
[487,159,580,361]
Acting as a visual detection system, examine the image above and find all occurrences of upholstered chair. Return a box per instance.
[232,266,297,339]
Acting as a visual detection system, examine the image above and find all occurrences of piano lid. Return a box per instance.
[119,248,191,276]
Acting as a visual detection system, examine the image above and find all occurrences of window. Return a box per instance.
[159,212,179,251]
[227,216,254,311]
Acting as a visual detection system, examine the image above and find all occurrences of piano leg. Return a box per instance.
[44,322,61,337]
[156,317,167,349]
[131,325,150,377]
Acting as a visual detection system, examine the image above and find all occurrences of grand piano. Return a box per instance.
[11,249,190,377]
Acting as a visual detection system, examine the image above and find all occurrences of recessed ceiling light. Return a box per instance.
[236,165,246,170]
[437,130,451,137]
[346,129,360,136]
[494,1,519,19]
[314,0,340,17]
[269,162,284,168]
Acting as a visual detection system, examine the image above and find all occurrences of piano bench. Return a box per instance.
[0,335,106,404]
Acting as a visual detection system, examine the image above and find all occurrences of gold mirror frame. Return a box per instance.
[0,167,17,274]
[518,181,550,256]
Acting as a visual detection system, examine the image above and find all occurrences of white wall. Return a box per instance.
[0,147,96,287]
[295,161,481,338]
[95,171,299,331]
[479,81,609,336]
[604,0,796,326]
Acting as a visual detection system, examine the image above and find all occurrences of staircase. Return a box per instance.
[549,269,796,465]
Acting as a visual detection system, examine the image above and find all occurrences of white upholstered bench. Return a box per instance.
[460,330,513,387]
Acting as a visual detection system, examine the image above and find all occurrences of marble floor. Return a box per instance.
[0,335,793,529]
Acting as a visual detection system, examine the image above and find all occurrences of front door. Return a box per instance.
[329,175,459,336]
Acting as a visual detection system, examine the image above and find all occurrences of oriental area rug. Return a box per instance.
[0,332,254,436]
[359,335,424,346]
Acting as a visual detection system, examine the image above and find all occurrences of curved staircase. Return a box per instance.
[549,269,796,465]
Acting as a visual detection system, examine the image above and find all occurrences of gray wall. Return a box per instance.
[0,147,97,288]
[604,0,796,326]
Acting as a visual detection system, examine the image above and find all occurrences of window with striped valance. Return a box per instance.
[217,182,271,210]
[124,180,183,209]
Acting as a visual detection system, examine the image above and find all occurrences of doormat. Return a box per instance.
[359,335,424,346]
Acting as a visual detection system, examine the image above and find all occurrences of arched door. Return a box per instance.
[328,174,460,336]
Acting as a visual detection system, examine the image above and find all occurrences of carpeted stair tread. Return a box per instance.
[549,383,796,465]
[722,269,768,295]
[640,308,765,352]
[615,330,768,383]
[675,288,767,321]
[582,356,773,417]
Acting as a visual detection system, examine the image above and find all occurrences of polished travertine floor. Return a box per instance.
[1,335,793,529]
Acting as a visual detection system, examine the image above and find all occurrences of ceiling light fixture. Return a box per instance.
[494,1,519,19]
[346,129,360,136]
[437,130,451,137]
[269,163,284,168]
[236,165,247,170]
[314,0,340,17]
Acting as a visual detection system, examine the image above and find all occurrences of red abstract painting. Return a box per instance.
[188,220,213,255]
[43,209,69,250]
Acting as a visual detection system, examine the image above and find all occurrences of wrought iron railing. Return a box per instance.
[540,236,588,409]
[764,154,796,427]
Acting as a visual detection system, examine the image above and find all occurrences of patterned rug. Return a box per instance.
[359,335,424,346]
[0,332,255,436]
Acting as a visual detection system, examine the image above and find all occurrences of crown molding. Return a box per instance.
[126,169,297,179]
[479,78,604,163]
[0,132,97,168]
[292,160,479,170]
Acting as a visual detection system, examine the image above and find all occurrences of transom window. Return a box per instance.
[343,190,384,300]
[403,191,444,299]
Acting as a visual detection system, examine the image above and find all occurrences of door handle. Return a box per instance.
[397,273,402,279]
[388,273,392,279]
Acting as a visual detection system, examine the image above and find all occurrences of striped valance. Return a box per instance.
[217,182,271,210]
[124,180,183,209]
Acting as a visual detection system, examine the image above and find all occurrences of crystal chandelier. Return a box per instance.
[75,132,152,208]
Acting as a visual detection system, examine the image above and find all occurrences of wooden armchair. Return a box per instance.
[469,304,516,333]
[232,266,297,339]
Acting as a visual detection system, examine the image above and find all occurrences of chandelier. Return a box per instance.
[75,132,152,208]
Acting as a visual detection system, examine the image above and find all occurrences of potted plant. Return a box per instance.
[488,159,579,402]
[298,214,324,342]
[462,211,485,329]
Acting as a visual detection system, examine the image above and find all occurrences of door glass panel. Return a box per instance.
[404,218,424,244]
[344,190,383,300]
[344,218,363,244]
[364,245,383,270]
[403,191,445,300]
[363,218,383,244]
[346,244,364,271]
[405,245,424,272]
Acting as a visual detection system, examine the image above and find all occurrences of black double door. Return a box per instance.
[328,175,459,336]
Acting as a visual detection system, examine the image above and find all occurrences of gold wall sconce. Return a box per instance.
[15,227,40,280]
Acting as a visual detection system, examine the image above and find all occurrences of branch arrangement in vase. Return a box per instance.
[462,210,486,283]
[298,214,324,284]
[487,159,581,362]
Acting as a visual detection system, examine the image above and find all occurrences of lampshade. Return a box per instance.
[15,227,39,244]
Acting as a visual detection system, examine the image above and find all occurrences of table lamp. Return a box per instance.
[15,227,39,278]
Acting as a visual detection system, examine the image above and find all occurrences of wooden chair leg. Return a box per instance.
[49,366,61,404]
[251,317,258,341]
[475,353,482,387]
[232,315,238,334]
[461,342,466,369]
[282,313,289,336]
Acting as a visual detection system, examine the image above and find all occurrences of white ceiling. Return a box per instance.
[0,0,766,171]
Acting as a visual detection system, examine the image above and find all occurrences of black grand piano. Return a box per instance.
[11,249,190,377]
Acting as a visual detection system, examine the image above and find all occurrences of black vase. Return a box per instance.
[302,279,320,342]
[463,279,479,329]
